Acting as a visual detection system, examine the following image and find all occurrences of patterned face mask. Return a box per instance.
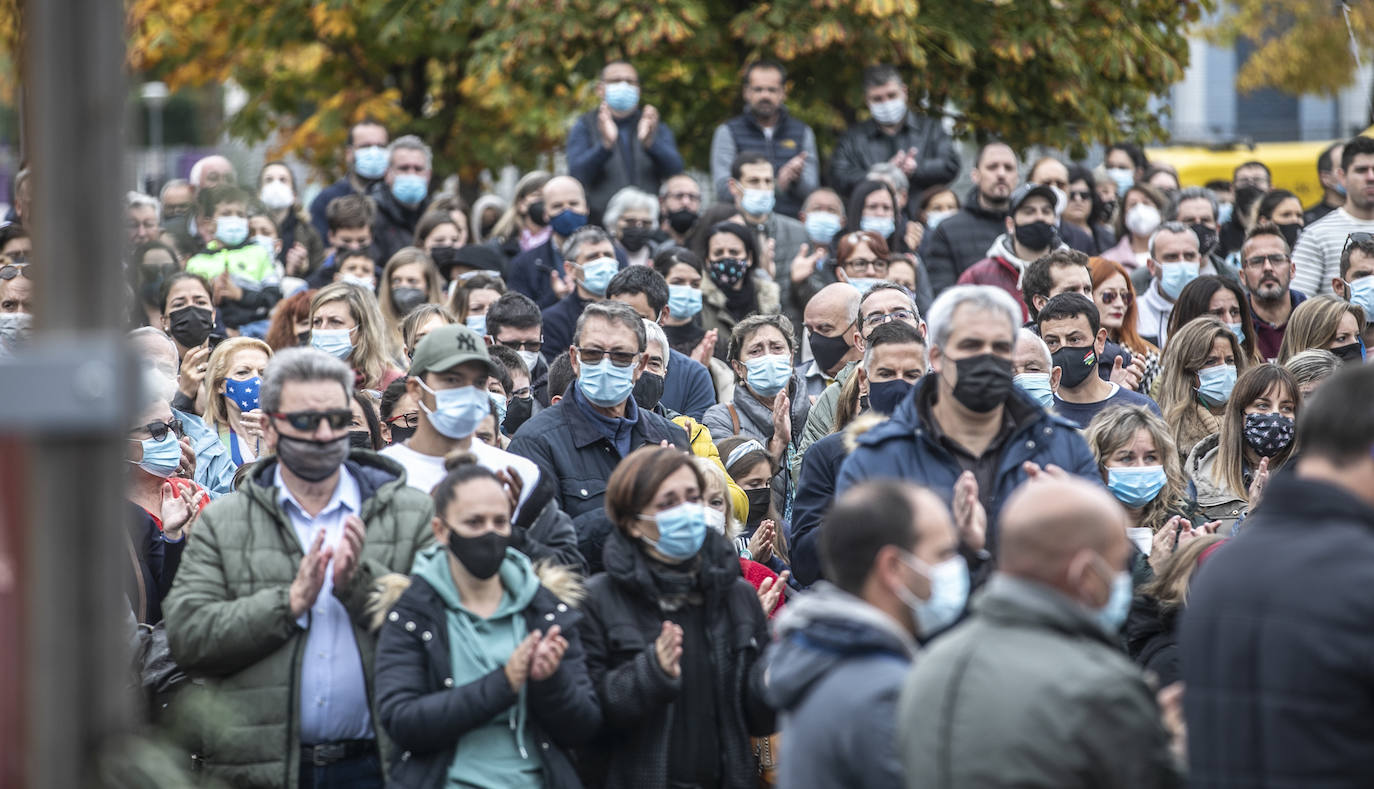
[1243,412,1294,457]
[708,257,747,289]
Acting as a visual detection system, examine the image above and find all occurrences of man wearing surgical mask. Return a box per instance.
[1130,186,1239,295]
[367,135,433,263]
[766,481,966,789]
[1137,221,1202,347]
[507,175,631,309]
[566,60,684,225]
[729,151,806,320]
[540,225,621,366]
[309,120,389,241]
[507,301,689,572]
[380,325,582,571]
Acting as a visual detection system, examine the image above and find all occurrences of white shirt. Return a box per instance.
[381,441,541,520]
[1292,207,1374,296]
[273,464,373,744]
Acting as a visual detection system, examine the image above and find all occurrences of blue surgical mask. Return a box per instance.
[1196,362,1237,407]
[1347,276,1374,320]
[604,81,639,113]
[896,553,969,636]
[925,209,956,231]
[1228,321,1246,345]
[745,353,793,398]
[1106,465,1167,509]
[311,327,355,359]
[465,314,487,336]
[131,432,182,478]
[847,277,883,294]
[803,211,843,245]
[578,356,638,408]
[1095,568,1134,633]
[860,215,896,239]
[549,209,588,237]
[1158,261,1199,299]
[1216,201,1234,225]
[869,98,908,126]
[1105,167,1135,194]
[741,188,775,217]
[419,381,489,439]
[576,256,618,297]
[639,501,708,561]
[215,215,249,247]
[224,375,261,412]
[1014,372,1054,408]
[489,391,507,427]
[667,284,703,320]
[391,173,429,207]
[354,145,389,180]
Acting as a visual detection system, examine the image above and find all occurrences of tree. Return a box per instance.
[1209,0,1374,97]
[113,0,1211,181]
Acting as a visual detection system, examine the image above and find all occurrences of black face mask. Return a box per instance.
[667,209,698,235]
[447,528,509,580]
[947,353,1014,413]
[620,226,655,253]
[430,245,461,278]
[295,330,311,347]
[527,200,547,227]
[391,287,427,316]
[1013,220,1056,252]
[808,329,853,376]
[1331,340,1365,363]
[274,434,350,482]
[1233,185,1265,225]
[388,424,416,445]
[1191,223,1219,257]
[168,305,214,347]
[1051,344,1099,389]
[1276,222,1302,250]
[745,487,771,527]
[348,431,373,451]
[502,396,534,436]
[140,264,177,309]
[632,371,665,411]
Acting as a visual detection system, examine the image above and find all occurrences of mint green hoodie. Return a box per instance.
[411,543,544,789]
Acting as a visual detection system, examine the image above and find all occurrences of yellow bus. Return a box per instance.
[1145,133,1372,204]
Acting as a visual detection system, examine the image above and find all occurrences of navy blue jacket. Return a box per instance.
[711,107,817,218]
[566,107,684,224]
[789,431,849,587]
[836,377,1099,552]
[540,291,594,363]
[661,349,716,421]
[508,238,630,309]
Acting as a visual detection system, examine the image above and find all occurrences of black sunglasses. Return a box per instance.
[269,409,352,432]
[132,418,185,442]
[575,346,639,368]
[499,338,543,353]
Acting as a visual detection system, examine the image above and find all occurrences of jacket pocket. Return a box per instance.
[560,478,607,514]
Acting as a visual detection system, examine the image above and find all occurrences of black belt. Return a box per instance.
[301,738,376,767]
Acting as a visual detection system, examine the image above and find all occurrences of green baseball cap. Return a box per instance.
[408,325,501,379]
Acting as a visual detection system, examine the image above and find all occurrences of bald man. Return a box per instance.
[797,282,862,402]
[507,175,629,309]
[896,477,1181,788]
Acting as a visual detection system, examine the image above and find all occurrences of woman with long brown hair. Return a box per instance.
[1155,316,1251,464]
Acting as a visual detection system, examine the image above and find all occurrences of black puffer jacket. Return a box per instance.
[578,528,775,789]
[1124,595,1180,688]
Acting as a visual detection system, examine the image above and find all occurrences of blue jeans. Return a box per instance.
[299,752,382,789]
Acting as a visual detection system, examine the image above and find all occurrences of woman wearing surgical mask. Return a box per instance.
[1166,275,1261,365]
[1185,364,1301,535]
[832,229,894,296]
[486,170,552,263]
[263,288,317,352]
[698,222,779,362]
[448,273,507,338]
[1063,165,1116,254]
[309,281,405,391]
[256,162,324,276]
[133,241,181,328]
[1102,184,1167,271]
[372,456,599,788]
[915,185,960,234]
[1156,316,1250,465]
[694,456,788,616]
[1276,294,1367,365]
[845,180,912,257]
[204,337,272,467]
[1083,405,1213,584]
[378,246,445,354]
[581,446,775,788]
[349,390,384,451]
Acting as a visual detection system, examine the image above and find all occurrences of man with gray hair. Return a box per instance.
[1130,185,1238,294]
[369,134,434,262]
[508,174,631,309]
[188,154,236,192]
[1136,221,1202,347]
[540,225,620,364]
[164,347,435,788]
[126,190,161,249]
[602,186,662,265]
[508,300,689,572]
[837,285,1098,556]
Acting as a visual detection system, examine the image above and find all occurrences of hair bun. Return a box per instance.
[443,451,480,472]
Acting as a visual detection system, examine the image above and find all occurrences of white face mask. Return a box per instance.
[703,507,726,534]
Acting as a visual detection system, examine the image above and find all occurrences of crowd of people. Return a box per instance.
[9,58,1374,788]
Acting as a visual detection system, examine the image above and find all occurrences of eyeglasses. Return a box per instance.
[133,418,185,442]
[499,338,543,353]
[0,263,30,280]
[268,409,352,432]
[1068,190,1093,201]
[862,309,916,329]
[843,258,889,275]
[1099,289,1133,306]
[385,412,419,429]
[575,346,639,368]
[1243,253,1290,269]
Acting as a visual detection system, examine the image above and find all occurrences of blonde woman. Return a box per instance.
[309,282,405,392]
[203,337,272,466]
[1275,294,1366,364]
[1155,315,1250,464]
[377,247,445,352]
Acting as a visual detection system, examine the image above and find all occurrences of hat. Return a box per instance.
[1009,183,1058,215]
[451,244,505,274]
[408,325,501,379]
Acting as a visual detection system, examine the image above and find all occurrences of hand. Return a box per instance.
[213,270,243,304]
[550,269,572,300]
[178,346,211,403]
[332,515,366,590]
[904,220,924,252]
[756,570,788,615]
[504,630,542,690]
[529,625,569,682]
[175,436,197,479]
[952,471,986,552]
[159,482,199,540]
[768,391,791,464]
[654,621,683,679]
[789,243,824,284]
[747,519,776,564]
[1179,521,1221,549]
[1157,681,1187,764]
[1247,456,1270,505]
[1109,354,1145,391]
[1148,516,1185,574]
[284,242,309,277]
[495,466,525,514]
[1022,461,1070,482]
[900,147,919,176]
[777,151,807,191]
[690,329,718,367]
[637,105,659,148]
[597,103,618,149]
[289,528,334,619]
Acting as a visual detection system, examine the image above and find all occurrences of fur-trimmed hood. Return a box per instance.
[368,557,585,632]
